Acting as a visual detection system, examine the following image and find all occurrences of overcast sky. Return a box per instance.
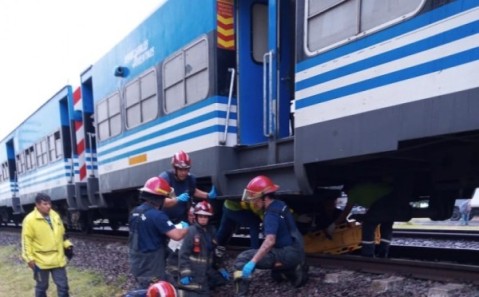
[0,0,166,140]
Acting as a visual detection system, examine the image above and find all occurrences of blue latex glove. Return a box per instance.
[180,276,191,285]
[177,193,190,202]
[218,268,230,280]
[178,221,189,229]
[207,186,217,200]
[242,261,256,278]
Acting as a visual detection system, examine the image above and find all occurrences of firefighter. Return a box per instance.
[177,201,230,296]
[232,176,308,297]
[160,150,217,224]
[128,177,189,290]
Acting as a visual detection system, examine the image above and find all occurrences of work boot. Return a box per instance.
[376,242,390,258]
[360,242,375,257]
[285,262,309,288]
[271,269,287,283]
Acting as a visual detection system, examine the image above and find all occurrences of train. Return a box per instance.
[1,0,479,233]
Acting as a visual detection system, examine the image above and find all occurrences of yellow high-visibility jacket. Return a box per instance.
[21,208,73,269]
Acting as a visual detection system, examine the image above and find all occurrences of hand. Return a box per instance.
[178,221,189,229]
[215,245,226,258]
[177,193,190,202]
[64,247,74,260]
[242,261,256,278]
[28,261,35,270]
[207,186,217,200]
[218,268,230,280]
[180,276,191,285]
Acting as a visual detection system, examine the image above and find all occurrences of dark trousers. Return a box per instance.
[34,267,69,297]
[361,220,393,257]
[361,196,394,257]
[233,244,303,272]
[216,206,261,248]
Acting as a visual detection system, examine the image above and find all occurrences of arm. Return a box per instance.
[166,227,188,241]
[194,188,208,200]
[250,234,276,264]
[21,218,35,269]
[163,197,178,208]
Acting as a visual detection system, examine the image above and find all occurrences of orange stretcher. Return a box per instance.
[303,221,380,255]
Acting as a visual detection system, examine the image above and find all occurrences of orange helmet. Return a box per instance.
[147,280,177,297]
[171,150,191,169]
[242,175,279,201]
[139,177,173,197]
[194,200,214,216]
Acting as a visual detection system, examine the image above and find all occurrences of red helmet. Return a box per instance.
[139,177,173,197]
[242,175,279,201]
[171,150,191,169]
[147,280,177,297]
[194,201,214,216]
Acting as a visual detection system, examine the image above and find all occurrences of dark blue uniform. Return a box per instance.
[160,170,196,223]
[128,203,176,289]
[233,200,304,274]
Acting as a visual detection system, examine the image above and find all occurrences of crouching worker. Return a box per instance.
[178,201,230,296]
[233,176,308,297]
[129,177,189,290]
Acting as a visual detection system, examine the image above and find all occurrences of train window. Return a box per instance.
[163,36,209,113]
[16,153,25,175]
[125,69,158,129]
[0,161,8,181]
[25,146,36,171]
[54,131,63,159]
[305,0,425,55]
[252,4,268,63]
[35,139,48,167]
[97,93,121,140]
[47,131,63,161]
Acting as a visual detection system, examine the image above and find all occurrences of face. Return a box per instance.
[36,200,51,216]
[188,210,196,224]
[175,168,190,181]
[196,214,210,226]
[252,198,264,210]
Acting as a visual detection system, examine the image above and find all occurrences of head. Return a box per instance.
[35,193,52,216]
[242,175,279,209]
[187,206,196,224]
[139,177,174,209]
[146,280,177,297]
[193,201,214,226]
[171,150,191,181]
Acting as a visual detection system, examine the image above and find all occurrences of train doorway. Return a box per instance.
[236,0,295,146]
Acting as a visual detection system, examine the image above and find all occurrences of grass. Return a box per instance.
[0,246,126,297]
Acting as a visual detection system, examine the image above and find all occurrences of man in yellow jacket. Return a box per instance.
[21,193,73,297]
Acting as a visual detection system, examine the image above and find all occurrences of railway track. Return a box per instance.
[312,254,479,285]
[2,226,479,290]
[393,228,479,240]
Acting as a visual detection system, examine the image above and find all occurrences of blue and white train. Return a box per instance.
[1,0,478,230]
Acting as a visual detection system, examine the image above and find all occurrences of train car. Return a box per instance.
[0,86,76,225]
[0,131,18,225]
[2,0,479,231]
[293,0,479,220]
[72,0,479,228]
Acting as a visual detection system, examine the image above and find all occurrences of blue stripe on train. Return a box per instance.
[295,21,479,92]
[98,124,237,165]
[296,47,479,109]
[295,0,478,72]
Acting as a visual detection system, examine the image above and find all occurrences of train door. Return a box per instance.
[236,0,294,145]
